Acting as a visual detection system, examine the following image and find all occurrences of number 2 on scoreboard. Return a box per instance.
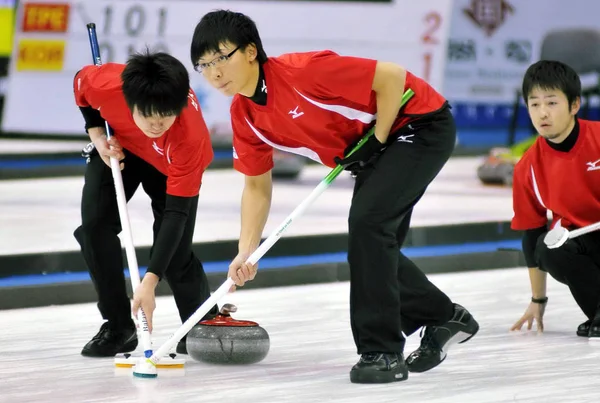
[421,11,442,82]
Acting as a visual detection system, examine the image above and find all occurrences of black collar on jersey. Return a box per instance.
[545,118,579,153]
[248,65,267,106]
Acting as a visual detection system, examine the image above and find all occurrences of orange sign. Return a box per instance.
[22,3,69,32]
[17,39,65,71]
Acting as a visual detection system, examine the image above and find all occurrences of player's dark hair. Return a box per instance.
[190,10,267,66]
[522,60,581,109]
[121,50,189,117]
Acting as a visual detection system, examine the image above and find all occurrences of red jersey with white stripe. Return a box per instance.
[511,119,600,231]
[74,63,213,197]
[230,50,447,176]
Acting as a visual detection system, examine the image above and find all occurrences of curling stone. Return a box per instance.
[187,303,269,365]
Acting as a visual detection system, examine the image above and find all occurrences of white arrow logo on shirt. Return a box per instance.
[289,106,304,119]
[587,159,600,171]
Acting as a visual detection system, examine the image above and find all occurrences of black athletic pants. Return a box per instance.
[536,232,600,320]
[348,107,456,355]
[74,150,213,329]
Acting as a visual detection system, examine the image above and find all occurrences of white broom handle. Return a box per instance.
[247,181,330,265]
[105,122,153,356]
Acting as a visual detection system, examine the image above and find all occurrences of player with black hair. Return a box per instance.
[190,10,479,383]
[511,60,600,339]
[73,50,216,357]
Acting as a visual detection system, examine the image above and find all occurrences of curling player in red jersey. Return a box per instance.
[190,10,479,383]
[511,60,600,339]
[73,50,217,358]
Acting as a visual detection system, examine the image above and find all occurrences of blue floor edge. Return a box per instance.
[0,151,234,170]
[0,239,522,288]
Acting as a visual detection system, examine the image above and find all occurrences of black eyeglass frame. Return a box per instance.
[194,46,240,73]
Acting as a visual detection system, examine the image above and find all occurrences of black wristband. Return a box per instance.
[531,296,548,304]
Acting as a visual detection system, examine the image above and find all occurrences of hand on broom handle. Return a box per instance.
[86,23,154,357]
[146,88,416,365]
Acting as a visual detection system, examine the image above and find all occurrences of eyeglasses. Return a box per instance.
[194,47,240,73]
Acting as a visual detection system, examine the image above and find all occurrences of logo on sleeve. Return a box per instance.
[233,147,239,159]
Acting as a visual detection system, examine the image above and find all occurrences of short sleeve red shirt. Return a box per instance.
[74,64,213,197]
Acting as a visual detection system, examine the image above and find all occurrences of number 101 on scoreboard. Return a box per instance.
[77,3,169,63]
